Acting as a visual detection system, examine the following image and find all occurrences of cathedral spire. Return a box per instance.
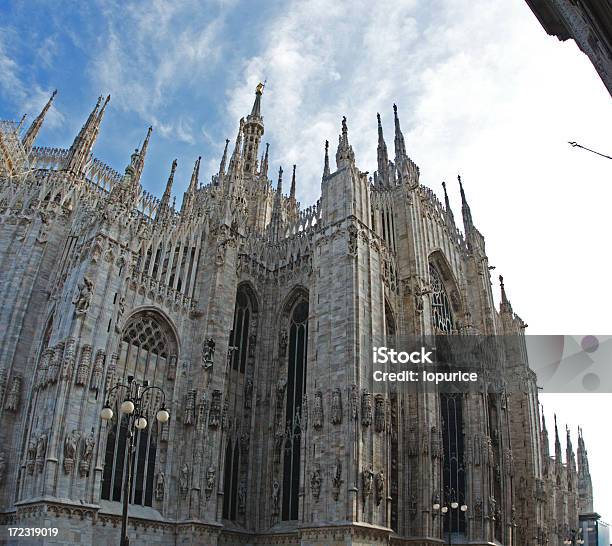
[243,83,265,175]
[132,125,152,186]
[323,140,330,178]
[541,406,550,459]
[65,94,110,176]
[499,275,513,314]
[269,166,284,241]
[262,142,269,178]
[566,425,576,469]
[376,113,390,185]
[228,119,244,175]
[290,164,296,200]
[442,181,454,222]
[393,103,407,161]
[554,414,562,464]
[218,138,230,180]
[458,174,474,233]
[22,89,57,152]
[181,156,201,215]
[156,159,177,221]
[336,116,355,168]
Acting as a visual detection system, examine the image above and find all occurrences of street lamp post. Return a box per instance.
[432,487,468,546]
[100,375,170,546]
[564,527,585,545]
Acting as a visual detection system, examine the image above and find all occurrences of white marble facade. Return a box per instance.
[0,87,593,545]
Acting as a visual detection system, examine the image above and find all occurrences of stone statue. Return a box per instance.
[36,432,47,473]
[73,276,93,316]
[332,458,343,501]
[238,479,247,513]
[209,390,222,429]
[271,479,280,515]
[349,384,358,421]
[375,470,385,506]
[361,390,372,427]
[114,296,126,333]
[90,350,105,391]
[244,378,253,409]
[202,338,215,368]
[27,438,37,474]
[310,464,321,501]
[279,329,288,358]
[184,389,196,425]
[155,471,165,501]
[179,464,189,497]
[4,375,21,412]
[374,395,385,432]
[75,345,92,386]
[63,429,80,473]
[331,387,342,425]
[361,466,374,504]
[166,354,177,380]
[79,430,95,477]
[313,390,323,429]
[408,425,417,457]
[205,466,216,499]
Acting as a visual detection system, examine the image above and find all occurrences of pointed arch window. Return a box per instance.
[223,284,258,521]
[282,296,309,521]
[101,311,176,508]
[429,263,455,334]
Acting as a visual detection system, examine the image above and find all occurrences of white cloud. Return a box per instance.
[0,28,64,129]
[89,0,229,142]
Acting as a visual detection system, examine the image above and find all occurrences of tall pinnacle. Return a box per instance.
[323,140,330,178]
[290,165,296,200]
[262,142,270,178]
[335,116,354,168]
[554,414,562,463]
[393,103,406,161]
[157,159,177,221]
[376,113,389,185]
[22,89,57,151]
[458,174,474,236]
[65,94,110,176]
[442,181,454,222]
[131,125,152,186]
[219,138,230,178]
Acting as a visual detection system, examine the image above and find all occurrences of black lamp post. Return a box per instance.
[101,376,170,546]
[564,527,585,545]
[433,487,468,546]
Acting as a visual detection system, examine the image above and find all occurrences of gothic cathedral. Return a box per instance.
[0,86,594,545]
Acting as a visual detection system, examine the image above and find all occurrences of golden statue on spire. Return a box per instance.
[256,81,265,94]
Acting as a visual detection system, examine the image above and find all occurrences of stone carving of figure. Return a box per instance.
[63,429,80,473]
[374,395,385,432]
[240,431,250,454]
[271,480,280,515]
[310,464,321,501]
[27,438,37,474]
[76,345,92,386]
[313,391,323,429]
[79,430,95,477]
[474,497,483,517]
[361,466,374,504]
[4,375,21,412]
[244,378,253,409]
[431,425,441,459]
[350,384,358,421]
[36,432,47,473]
[279,329,288,358]
[202,338,215,368]
[155,472,165,501]
[114,296,126,333]
[331,388,342,425]
[332,458,343,501]
[275,378,287,418]
[208,390,222,429]
[205,466,216,499]
[184,390,196,425]
[238,479,247,513]
[166,355,177,381]
[408,425,417,457]
[361,390,372,427]
[0,452,6,483]
[73,276,93,316]
[179,464,189,497]
[90,350,105,392]
[375,470,385,506]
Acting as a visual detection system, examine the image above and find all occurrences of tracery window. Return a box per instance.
[282,297,309,521]
[223,285,257,521]
[429,263,455,334]
[101,311,176,507]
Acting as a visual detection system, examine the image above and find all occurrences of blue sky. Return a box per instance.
[1,0,612,521]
